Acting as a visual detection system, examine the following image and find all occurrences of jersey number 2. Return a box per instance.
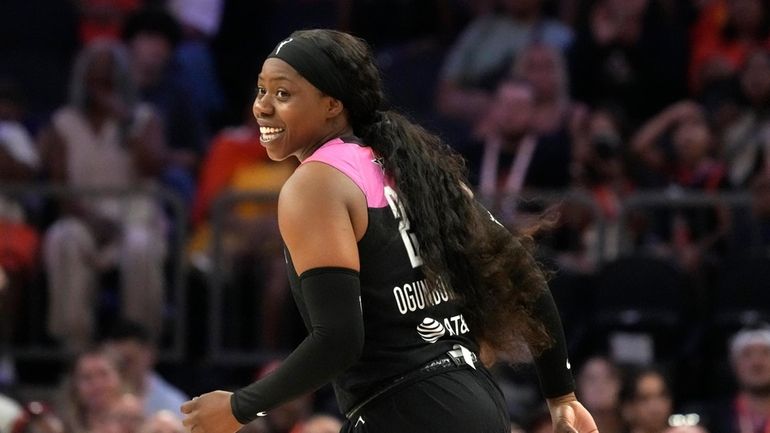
[384,186,423,268]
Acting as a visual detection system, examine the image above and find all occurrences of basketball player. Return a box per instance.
[181,29,599,433]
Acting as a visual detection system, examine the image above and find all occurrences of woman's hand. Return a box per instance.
[180,391,243,433]
[547,393,599,433]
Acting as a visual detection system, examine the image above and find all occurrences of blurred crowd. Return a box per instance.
[1,0,770,432]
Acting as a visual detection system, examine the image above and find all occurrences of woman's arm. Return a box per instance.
[277,162,364,273]
[181,162,367,433]
[475,200,598,433]
[129,109,168,178]
[630,100,703,169]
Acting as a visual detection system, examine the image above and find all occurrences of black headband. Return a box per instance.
[267,36,349,106]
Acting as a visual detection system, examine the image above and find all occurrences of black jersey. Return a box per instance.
[284,137,478,413]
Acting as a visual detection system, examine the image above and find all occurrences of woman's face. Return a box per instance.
[73,354,122,413]
[85,51,116,112]
[577,357,621,411]
[673,119,712,164]
[624,373,672,432]
[519,45,561,101]
[253,57,341,161]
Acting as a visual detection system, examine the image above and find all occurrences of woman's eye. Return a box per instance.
[276,90,289,99]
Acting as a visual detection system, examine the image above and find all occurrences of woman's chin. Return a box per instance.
[265,146,290,162]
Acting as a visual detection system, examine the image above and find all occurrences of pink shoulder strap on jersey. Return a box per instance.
[302,138,387,208]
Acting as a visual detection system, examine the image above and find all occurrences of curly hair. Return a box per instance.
[287,29,553,356]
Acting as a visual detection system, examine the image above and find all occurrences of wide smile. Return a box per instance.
[259,126,285,143]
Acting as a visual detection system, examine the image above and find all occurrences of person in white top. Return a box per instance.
[38,39,169,350]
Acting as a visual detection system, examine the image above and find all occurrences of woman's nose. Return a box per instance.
[253,96,273,119]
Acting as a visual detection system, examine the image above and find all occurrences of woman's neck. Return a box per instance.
[298,124,354,161]
[84,108,111,133]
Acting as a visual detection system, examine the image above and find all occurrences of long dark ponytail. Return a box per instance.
[293,29,553,356]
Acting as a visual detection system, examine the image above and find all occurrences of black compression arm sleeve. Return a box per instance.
[531,288,575,398]
[473,199,575,398]
[230,267,364,424]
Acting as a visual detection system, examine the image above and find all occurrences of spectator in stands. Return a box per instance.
[512,42,628,274]
[470,78,537,218]
[469,78,572,230]
[567,0,689,129]
[435,0,573,130]
[187,106,297,349]
[0,78,41,356]
[721,49,770,189]
[512,42,584,142]
[122,6,205,207]
[630,100,729,272]
[470,42,581,199]
[188,106,296,259]
[38,39,169,350]
[100,319,188,417]
[576,356,624,433]
[631,100,725,190]
[567,107,633,267]
[56,347,128,433]
[706,323,770,433]
[689,0,770,95]
[619,365,674,433]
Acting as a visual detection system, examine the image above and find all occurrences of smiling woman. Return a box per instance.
[253,51,350,161]
[180,28,599,433]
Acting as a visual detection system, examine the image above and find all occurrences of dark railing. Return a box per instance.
[0,183,189,362]
[206,189,283,365]
[203,188,763,364]
[616,189,752,254]
[3,183,762,364]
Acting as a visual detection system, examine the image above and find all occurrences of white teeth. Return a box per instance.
[259,126,284,143]
[261,133,279,143]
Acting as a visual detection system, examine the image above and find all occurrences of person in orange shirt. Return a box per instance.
[188,109,297,349]
[689,0,770,94]
[77,0,142,44]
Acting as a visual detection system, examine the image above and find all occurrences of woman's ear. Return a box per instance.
[326,96,344,118]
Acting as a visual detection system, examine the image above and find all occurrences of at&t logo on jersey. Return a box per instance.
[417,318,445,342]
[417,315,470,343]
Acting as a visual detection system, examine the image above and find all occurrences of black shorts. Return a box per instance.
[341,367,511,433]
